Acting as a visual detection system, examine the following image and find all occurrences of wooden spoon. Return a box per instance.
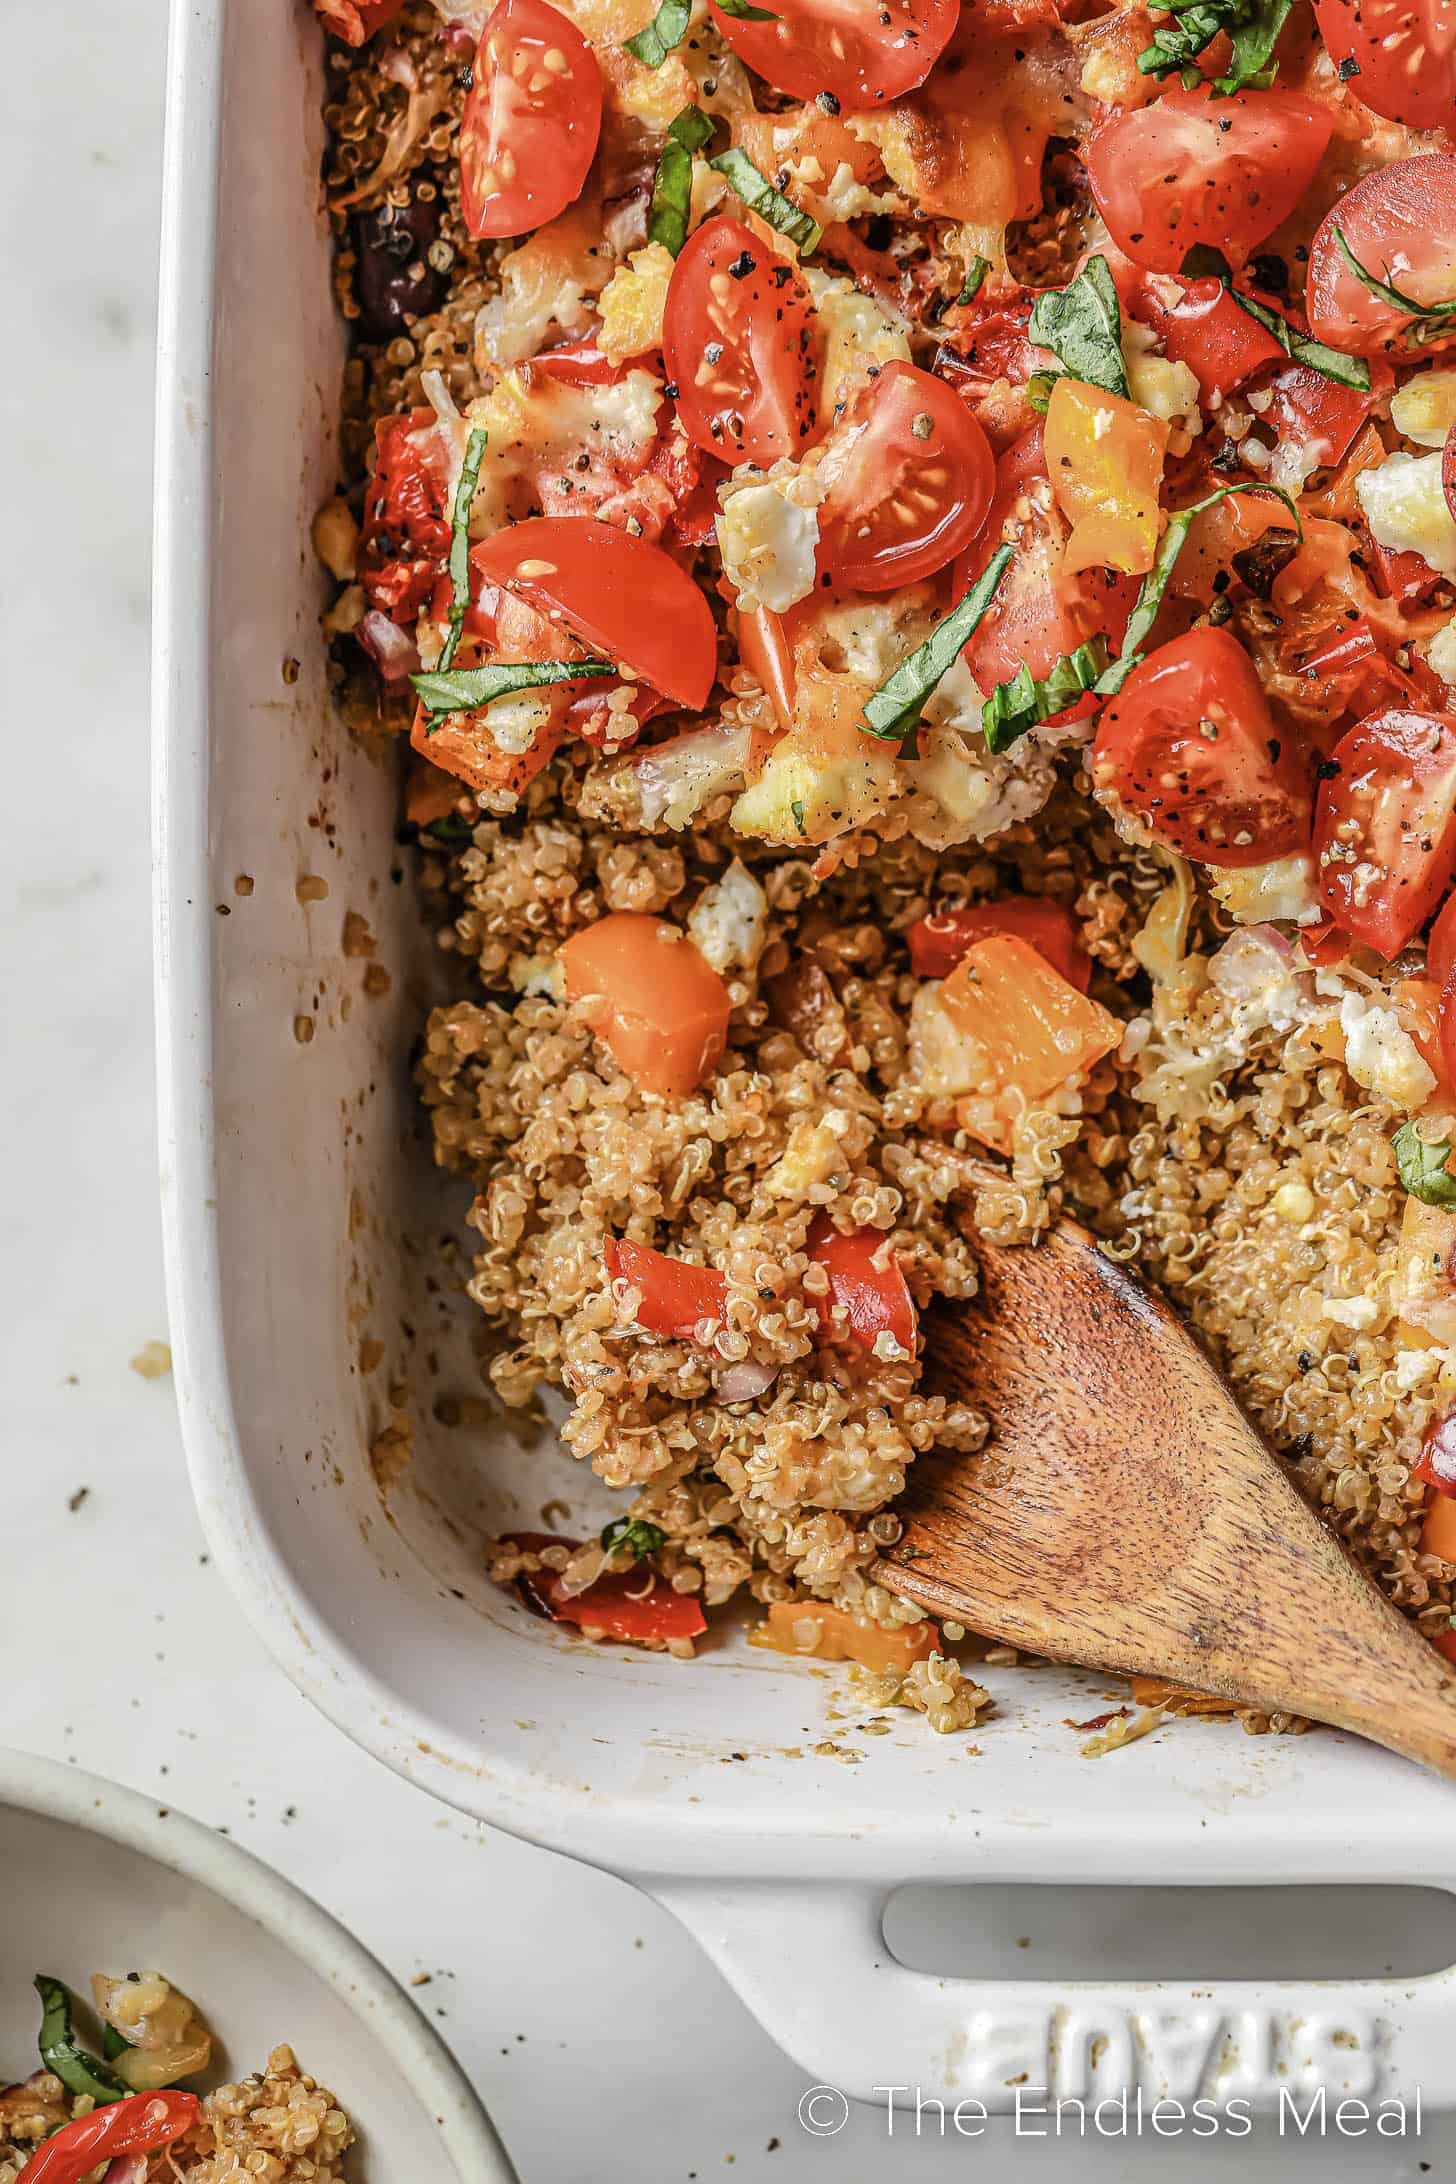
[871,1205,1456,1779]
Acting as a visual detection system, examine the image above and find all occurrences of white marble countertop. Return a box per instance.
[5,3,1455,2178]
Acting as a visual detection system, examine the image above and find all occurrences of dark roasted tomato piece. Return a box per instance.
[1314,707,1456,955]
[1093,627,1312,867]
[907,898,1091,988]
[358,410,450,619]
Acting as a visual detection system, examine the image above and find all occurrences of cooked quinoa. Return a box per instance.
[313,0,1456,1726]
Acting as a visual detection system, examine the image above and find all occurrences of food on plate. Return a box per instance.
[1,1970,353,2181]
[313,0,1456,1729]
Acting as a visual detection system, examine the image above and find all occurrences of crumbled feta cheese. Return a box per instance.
[474,213,600,367]
[481,691,556,755]
[1396,1346,1440,1390]
[1356,450,1456,577]
[466,368,663,531]
[507,952,565,1001]
[1322,1294,1382,1330]
[907,983,987,1098]
[597,244,675,363]
[716,479,821,613]
[764,1114,851,1196]
[1339,991,1438,1109]
[730,732,896,844]
[1391,368,1456,449]
[1123,323,1201,437]
[1209,853,1322,927]
[805,271,912,411]
[688,859,768,973]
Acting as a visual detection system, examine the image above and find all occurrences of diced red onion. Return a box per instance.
[715,1359,780,1404]
[380,44,418,86]
[358,611,421,682]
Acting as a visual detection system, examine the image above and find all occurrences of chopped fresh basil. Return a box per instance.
[1332,224,1456,349]
[1026,369,1058,414]
[1028,256,1130,403]
[790,797,807,836]
[648,105,716,256]
[625,0,691,66]
[715,0,780,16]
[1224,285,1370,392]
[600,1515,668,1560]
[1395,1121,1456,1207]
[424,812,476,844]
[411,659,614,720]
[981,638,1138,756]
[438,427,488,673]
[1137,0,1292,93]
[1118,481,1301,662]
[709,148,821,255]
[957,255,991,307]
[860,546,1011,746]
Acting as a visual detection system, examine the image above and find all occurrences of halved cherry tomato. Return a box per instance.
[1138,277,1284,407]
[1314,708,1456,954]
[748,1598,941,1670]
[815,361,995,592]
[604,1237,728,1337]
[663,216,818,469]
[807,1213,917,1353]
[513,1535,708,1643]
[24,2094,202,2184]
[562,912,731,1095]
[1043,376,1167,577]
[954,427,1135,689]
[1085,85,1332,277]
[1094,627,1312,867]
[707,0,960,109]
[1430,888,1456,987]
[459,0,603,241]
[908,898,1092,988]
[314,0,405,42]
[939,935,1122,1153]
[1313,0,1456,130]
[470,517,718,709]
[1263,362,1378,473]
[359,411,450,620]
[1307,155,1456,357]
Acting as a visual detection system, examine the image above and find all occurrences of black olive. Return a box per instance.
[354,185,447,340]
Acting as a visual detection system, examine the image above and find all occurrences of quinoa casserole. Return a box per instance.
[311,0,1456,1738]
[1,1968,353,2182]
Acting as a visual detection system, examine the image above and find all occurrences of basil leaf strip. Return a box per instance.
[1394,1120,1456,1207]
[626,0,691,66]
[1119,481,1301,662]
[438,426,488,673]
[1028,256,1130,402]
[600,1515,668,1559]
[860,547,1012,745]
[1137,0,1291,93]
[647,105,715,255]
[1332,224,1456,349]
[709,147,821,255]
[35,1977,130,2106]
[957,255,991,306]
[981,638,1139,757]
[715,0,780,17]
[1224,285,1370,392]
[412,660,614,720]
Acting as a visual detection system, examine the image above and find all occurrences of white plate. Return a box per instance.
[0,1748,513,2181]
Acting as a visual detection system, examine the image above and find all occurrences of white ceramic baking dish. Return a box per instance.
[0,1747,513,2180]
[155,0,1456,2113]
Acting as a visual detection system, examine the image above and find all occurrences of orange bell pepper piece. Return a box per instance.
[748,1599,942,1673]
[562,912,731,1098]
[939,934,1122,1154]
[410,701,565,799]
[1422,1490,1456,1562]
[1044,377,1168,578]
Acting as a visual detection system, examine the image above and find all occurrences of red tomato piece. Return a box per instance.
[605,1237,729,1338]
[663,217,818,469]
[24,2096,202,2184]
[708,0,960,109]
[1093,627,1312,867]
[1298,614,1445,714]
[459,0,603,241]
[470,517,718,710]
[1430,888,1456,987]
[359,411,450,619]
[738,603,797,735]
[1441,972,1456,1095]
[1313,0,1456,130]
[1264,362,1376,473]
[807,1215,918,1354]
[561,912,731,1095]
[1445,424,1456,525]
[907,898,1092,988]
[1315,708,1456,954]
[1140,278,1285,408]
[512,1536,708,1643]
[1415,1405,1456,1495]
[814,362,995,592]
[1307,155,1456,357]
[528,343,633,386]
[1085,85,1332,277]
[314,0,404,42]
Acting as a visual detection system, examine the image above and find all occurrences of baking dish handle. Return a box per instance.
[653,1877,1456,2113]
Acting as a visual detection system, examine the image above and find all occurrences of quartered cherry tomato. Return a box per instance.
[1093,627,1312,867]
[471,517,718,709]
[1307,155,1456,356]
[814,362,994,592]
[1313,0,1456,130]
[806,1215,918,1354]
[1085,85,1331,276]
[707,0,960,109]
[604,1237,728,1337]
[907,897,1091,988]
[1138,277,1285,407]
[24,2094,202,2184]
[1314,707,1456,955]
[663,216,818,468]
[512,1534,708,1643]
[459,0,603,240]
